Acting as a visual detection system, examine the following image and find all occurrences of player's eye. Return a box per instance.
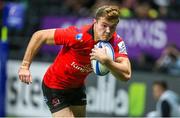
[102,24,107,28]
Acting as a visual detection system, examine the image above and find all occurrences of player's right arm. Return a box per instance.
[18,29,55,84]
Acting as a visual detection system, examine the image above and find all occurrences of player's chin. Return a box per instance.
[101,37,110,41]
[102,36,112,41]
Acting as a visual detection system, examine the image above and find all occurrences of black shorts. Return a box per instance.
[42,81,87,113]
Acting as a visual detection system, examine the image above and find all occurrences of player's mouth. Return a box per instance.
[102,34,111,40]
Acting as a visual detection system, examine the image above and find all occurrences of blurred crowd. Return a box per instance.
[30,0,180,19]
[2,0,180,20]
[133,44,180,76]
[154,44,180,76]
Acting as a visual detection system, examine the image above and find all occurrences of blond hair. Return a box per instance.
[95,5,120,23]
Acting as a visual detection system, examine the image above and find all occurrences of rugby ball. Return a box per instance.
[91,41,115,76]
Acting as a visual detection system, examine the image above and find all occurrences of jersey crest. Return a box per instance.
[75,33,83,40]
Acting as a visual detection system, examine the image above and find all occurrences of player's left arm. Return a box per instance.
[90,46,131,81]
[104,56,131,81]
[105,37,131,81]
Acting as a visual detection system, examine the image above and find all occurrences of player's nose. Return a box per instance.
[106,27,110,33]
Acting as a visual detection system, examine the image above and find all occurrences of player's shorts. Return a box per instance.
[42,81,87,113]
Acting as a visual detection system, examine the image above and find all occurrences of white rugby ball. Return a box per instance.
[91,41,115,76]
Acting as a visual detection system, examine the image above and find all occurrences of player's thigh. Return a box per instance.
[52,107,74,118]
[70,105,86,117]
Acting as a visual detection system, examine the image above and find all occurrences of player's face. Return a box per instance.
[94,17,118,41]
[152,85,163,100]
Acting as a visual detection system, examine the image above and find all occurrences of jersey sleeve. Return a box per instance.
[54,26,82,47]
[161,100,170,117]
[114,36,128,59]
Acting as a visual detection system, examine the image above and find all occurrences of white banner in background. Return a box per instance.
[6,60,51,116]
[6,60,129,117]
[87,75,129,116]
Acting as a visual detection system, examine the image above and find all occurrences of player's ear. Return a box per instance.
[93,19,96,23]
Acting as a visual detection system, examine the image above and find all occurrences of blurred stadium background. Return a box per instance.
[1,0,180,117]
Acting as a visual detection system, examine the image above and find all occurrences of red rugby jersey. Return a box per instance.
[43,24,128,89]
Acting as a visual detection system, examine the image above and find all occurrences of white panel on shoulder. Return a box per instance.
[117,34,121,38]
[117,41,127,54]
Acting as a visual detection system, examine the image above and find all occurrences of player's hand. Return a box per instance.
[90,46,111,64]
[18,67,32,85]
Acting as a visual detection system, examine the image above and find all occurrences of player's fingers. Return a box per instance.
[18,69,26,82]
[90,52,96,57]
[19,76,23,82]
[90,54,96,60]
[91,48,95,51]
[18,68,30,82]
[94,45,98,48]
[19,75,25,82]
[22,75,27,83]
[20,75,28,84]
[89,52,93,56]
[26,75,32,84]
[90,57,95,60]
[93,45,99,50]
[18,70,23,81]
[18,73,22,81]
[19,74,25,82]
[19,75,22,81]
[91,48,98,53]
[24,75,29,83]
[29,75,32,84]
